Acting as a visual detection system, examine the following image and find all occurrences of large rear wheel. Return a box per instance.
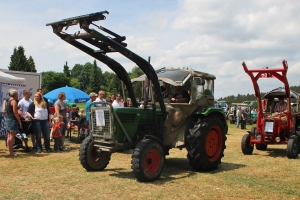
[79,136,111,171]
[287,135,299,159]
[131,139,164,182]
[186,117,226,171]
[241,134,254,155]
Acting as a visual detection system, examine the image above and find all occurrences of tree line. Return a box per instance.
[7,46,300,100]
[7,46,144,97]
[218,85,300,105]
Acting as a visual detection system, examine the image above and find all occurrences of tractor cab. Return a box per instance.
[241,60,300,159]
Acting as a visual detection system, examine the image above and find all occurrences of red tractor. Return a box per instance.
[241,60,300,159]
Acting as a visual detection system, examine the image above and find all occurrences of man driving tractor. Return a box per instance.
[274,97,287,113]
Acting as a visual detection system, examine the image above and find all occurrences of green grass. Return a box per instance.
[0,124,300,199]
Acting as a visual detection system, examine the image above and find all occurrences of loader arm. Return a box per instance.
[242,60,292,130]
[46,11,167,129]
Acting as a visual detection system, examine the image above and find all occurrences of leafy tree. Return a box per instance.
[70,63,84,78]
[26,56,37,72]
[8,46,28,71]
[8,46,37,72]
[70,77,80,88]
[89,60,100,93]
[128,66,144,99]
[128,66,144,79]
[105,72,121,95]
[63,61,71,77]
[41,71,70,93]
[77,62,94,93]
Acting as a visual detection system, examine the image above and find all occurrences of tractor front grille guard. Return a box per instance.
[88,102,132,152]
[89,102,115,151]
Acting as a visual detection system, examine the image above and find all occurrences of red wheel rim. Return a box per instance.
[206,126,222,161]
[144,148,160,174]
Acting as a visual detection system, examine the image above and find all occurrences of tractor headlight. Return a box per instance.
[275,137,281,142]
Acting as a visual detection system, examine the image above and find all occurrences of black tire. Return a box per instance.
[186,117,226,171]
[256,143,267,150]
[131,139,164,182]
[241,134,253,155]
[286,135,299,159]
[79,136,111,171]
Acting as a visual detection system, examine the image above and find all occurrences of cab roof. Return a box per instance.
[131,68,216,86]
[262,87,300,99]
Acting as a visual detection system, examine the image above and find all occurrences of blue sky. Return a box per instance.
[0,0,299,99]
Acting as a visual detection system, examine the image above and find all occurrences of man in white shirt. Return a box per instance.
[18,89,34,150]
[112,93,124,107]
[95,90,107,107]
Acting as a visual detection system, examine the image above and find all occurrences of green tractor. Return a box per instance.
[47,11,227,182]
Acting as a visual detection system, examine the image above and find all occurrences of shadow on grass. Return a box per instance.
[262,148,287,158]
[107,157,245,183]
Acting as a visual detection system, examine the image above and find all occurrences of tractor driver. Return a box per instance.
[170,86,190,103]
[274,97,287,114]
[271,97,288,122]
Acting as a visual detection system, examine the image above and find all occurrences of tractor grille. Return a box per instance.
[139,119,153,124]
[90,106,113,140]
[117,114,136,123]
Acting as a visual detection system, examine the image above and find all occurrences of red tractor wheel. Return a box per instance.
[186,117,226,171]
[131,139,164,182]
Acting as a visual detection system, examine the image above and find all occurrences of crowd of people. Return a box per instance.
[1,88,135,156]
[2,82,194,157]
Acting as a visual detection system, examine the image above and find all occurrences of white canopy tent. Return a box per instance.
[0,71,26,85]
[0,70,26,107]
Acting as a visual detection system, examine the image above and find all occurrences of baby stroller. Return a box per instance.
[76,117,89,143]
[12,119,32,152]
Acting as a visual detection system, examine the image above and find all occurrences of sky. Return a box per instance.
[0,0,299,99]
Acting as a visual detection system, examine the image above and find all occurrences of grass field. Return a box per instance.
[1,123,300,199]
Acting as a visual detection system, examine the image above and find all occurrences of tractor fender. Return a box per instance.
[143,135,164,146]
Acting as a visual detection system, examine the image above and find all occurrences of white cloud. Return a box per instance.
[0,0,299,99]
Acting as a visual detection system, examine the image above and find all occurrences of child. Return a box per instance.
[78,108,86,117]
[52,115,63,152]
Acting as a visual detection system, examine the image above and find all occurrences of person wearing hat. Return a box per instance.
[272,97,288,122]
[85,92,98,124]
[274,97,287,113]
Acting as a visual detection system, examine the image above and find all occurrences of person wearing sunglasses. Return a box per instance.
[112,93,124,107]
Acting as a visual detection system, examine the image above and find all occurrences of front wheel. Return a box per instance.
[286,135,299,159]
[79,136,111,171]
[186,117,226,171]
[131,139,165,182]
[241,134,253,155]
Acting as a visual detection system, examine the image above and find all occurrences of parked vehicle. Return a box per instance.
[215,101,228,115]
[47,11,228,182]
[228,103,248,124]
[241,60,300,159]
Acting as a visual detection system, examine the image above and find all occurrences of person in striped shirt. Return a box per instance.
[274,97,287,113]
